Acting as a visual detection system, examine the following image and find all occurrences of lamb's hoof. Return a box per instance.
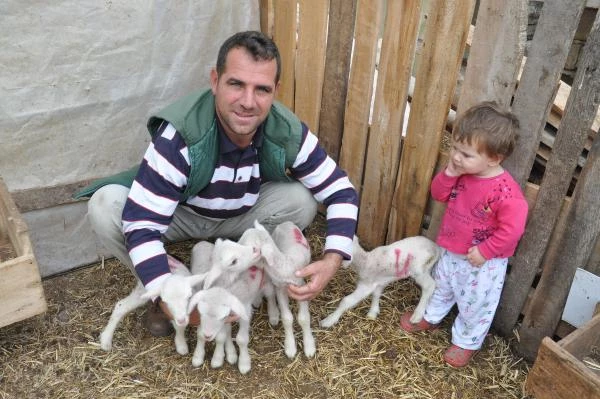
[284,346,297,359]
[176,346,189,356]
[191,356,204,367]
[99,334,112,351]
[303,343,316,358]
[319,317,336,328]
[367,311,379,320]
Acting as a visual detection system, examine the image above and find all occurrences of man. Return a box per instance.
[78,30,359,336]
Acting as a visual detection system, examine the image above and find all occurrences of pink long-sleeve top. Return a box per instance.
[431,169,528,260]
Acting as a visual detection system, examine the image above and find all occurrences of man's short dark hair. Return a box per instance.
[216,31,281,84]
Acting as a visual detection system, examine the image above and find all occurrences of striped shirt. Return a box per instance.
[122,121,359,288]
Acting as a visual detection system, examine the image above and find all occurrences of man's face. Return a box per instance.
[211,47,279,148]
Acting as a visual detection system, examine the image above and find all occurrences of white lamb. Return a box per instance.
[188,237,268,374]
[187,285,253,373]
[238,220,316,359]
[191,238,279,326]
[99,255,206,355]
[320,235,440,328]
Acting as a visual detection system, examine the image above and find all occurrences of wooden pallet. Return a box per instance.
[526,313,600,398]
[0,176,47,328]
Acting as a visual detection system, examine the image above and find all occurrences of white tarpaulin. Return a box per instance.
[0,1,259,276]
[0,0,259,192]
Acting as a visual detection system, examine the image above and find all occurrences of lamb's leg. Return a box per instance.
[191,328,207,367]
[99,283,147,351]
[319,282,376,328]
[210,328,228,369]
[264,284,280,326]
[224,323,238,365]
[236,319,252,374]
[410,272,436,323]
[173,323,188,355]
[275,287,297,359]
[296,300,315,358]
[367,284,386,319]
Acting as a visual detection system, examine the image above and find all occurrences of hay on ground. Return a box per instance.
[0,215,531,398]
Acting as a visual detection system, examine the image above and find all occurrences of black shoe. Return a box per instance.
[143,300,174,337]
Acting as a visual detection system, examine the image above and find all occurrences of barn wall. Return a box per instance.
[0,0,260,276]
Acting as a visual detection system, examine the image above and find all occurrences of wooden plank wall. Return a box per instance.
[259,0,600,360]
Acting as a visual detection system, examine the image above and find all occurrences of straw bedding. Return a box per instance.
[0,215,531,398]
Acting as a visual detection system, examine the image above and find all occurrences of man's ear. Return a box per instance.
[210,68,218,94]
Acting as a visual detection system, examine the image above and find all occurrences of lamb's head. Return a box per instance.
[202,238,262,289]
[141,273,207,327]
[238,220,272,247]
[238,220,278,265]
[188,287,249,341]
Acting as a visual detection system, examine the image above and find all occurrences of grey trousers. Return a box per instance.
[87,181,318,275]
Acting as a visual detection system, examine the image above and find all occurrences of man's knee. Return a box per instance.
[266,182,317,229]
[87,184,129,236]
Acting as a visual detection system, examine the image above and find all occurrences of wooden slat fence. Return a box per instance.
[260,0,600,361]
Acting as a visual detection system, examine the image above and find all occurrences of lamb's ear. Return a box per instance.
[261,243,276,266]
[187,290,207,314]
[202,268,223,290]
[227,293,249,321]
[254,220,268,232]
[186,273,208,288]
[140,285,162,300]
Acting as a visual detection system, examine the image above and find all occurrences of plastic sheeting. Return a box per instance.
[0,1,259,192]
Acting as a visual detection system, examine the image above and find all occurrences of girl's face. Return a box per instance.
[449,139,502,177]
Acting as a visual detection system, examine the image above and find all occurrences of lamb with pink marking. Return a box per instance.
[320,235,440,328]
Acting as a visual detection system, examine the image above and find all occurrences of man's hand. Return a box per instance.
[287,252,343,301]
[466,246,486,267]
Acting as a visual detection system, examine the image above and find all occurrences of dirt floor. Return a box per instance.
[0,216,532,398]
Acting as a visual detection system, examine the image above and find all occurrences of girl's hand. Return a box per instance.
[445,159,461,177]
[466,246,486,267]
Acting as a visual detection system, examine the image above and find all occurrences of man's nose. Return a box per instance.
[239,88,255,108]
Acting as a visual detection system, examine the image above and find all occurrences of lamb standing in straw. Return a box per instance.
[320,235,440,327]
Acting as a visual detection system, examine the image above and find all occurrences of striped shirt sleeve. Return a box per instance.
[122,122,190,287]
[290,124,359,259]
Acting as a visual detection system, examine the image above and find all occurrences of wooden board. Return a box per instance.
[526,314,600,399]
[457,0,526,111]
[0,176,47,328]
[502,0,586,187]
[387,0,476,243]
[493,0,588,337]
[338,0,384,191]
[273,0,297,110]
[317,0,356,156]
[356,0,421,246]
[294,0,329,132]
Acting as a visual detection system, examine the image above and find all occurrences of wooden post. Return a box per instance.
[457,0,526,112]
[387,0,475,243]
[502,0,586,187]
[294,0,329,131]
[356,1,421,246]
[259,0,274,37]
[273,0,297,110]
[494,1,592,337]
[317,0,356,157]
[338,0,384,192]
[426,0,526,241]
[514,14,600,360]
